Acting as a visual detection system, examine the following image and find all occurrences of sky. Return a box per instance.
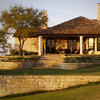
[0,0,99,27]
[0,0,99,54]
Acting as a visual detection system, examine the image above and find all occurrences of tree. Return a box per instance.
[0,29,11,54]
[0,5,47,55]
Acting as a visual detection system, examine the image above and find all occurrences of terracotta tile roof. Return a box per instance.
[14,28,42,37]
[38,16,100,35]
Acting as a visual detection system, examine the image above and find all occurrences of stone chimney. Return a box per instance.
[97,3,100,21]
[42,10,47,29]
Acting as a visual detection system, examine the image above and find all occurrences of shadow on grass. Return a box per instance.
[0,65,100,75]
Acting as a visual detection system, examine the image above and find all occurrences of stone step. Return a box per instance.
[32,54,64,69]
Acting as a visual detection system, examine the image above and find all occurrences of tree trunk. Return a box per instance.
[18,38,26,56]
[19,47,23,56]
[18,38,23,56]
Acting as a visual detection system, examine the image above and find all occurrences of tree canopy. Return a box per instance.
[0,5,47,55]
[0,29,11,54]
[0,6,45,31]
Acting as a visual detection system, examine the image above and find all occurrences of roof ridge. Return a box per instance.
[51,16,90,28]
[37,16,100,36]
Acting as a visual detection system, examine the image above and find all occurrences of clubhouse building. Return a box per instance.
[14,4,100,55]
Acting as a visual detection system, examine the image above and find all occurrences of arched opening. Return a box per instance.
[68,39,77,54]
[46,38,55,54]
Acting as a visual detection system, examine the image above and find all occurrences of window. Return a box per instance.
[73,39,77,51]
[68,39,77,53]
[89,38,93,50]
[97,37,100,51]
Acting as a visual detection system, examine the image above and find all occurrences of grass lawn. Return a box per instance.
[0,65,100,75]
[1,83,100,100]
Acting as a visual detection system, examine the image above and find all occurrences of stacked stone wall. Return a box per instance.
[0,75,100,97]
[0,61,35,69]
[14,37,39,53]
[61,62,100,69]
[0,61,100,70]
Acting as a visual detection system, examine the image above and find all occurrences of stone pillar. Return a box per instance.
[95,37,97,54]
[38,36,42,56]
[42,10,47,29]
[80,36,83,54]
[97,3,100,21]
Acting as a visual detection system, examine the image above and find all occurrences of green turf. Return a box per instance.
[0,65,100,75]
[1,83,100,100]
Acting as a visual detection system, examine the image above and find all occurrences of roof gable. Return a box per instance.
[52,16,98,29]
[39,16,100,35]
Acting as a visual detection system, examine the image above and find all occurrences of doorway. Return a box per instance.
[68,39,77,53]
[46,38,55,54]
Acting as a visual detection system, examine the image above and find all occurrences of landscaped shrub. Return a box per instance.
[82,59,86,62]
[78,60,82,62]
[63,57,70,60]
[27,57,36,60]
[64,60,69,63]
[22,50,38,55]
[1,59,5,61]
[10,50,19,55]
[9,57,24,61]
[64,56,93,63]
[72,60,75,62]
[8,57,37,62]
[76,56,91,61]
[0,56,38,62]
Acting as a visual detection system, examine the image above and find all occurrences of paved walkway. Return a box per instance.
[33,54,64,69]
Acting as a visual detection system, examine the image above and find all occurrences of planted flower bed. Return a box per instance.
[61,56,100,69]
[0,56,39,69]
[0,56,38,62]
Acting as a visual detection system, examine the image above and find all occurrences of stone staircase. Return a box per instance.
[32,54,64,69]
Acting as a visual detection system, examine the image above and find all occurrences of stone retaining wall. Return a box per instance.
[1,61,99,70]
[61,62,100,69]
[0,61,36,69]
[0,75,100,97]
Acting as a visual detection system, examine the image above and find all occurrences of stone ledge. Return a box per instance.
[61,62,100,69]
[0,75,100,97]
[0,61,36,69]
